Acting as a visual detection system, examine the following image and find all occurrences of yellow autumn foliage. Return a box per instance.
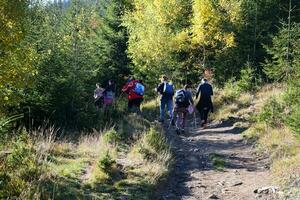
[191,0,241,48]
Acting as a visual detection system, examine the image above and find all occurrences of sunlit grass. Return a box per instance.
[49,156,89,178]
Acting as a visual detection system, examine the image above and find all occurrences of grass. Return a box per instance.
[209,153,226,171]
[246,124,300,197]
[242,122,267,144]
[142,99,160,121]
[126,127,172,184]
[211,83,299,198]
[211,84,284,122]
[230,84,300,199]
[1,105,172,200]
[37,126,171,199]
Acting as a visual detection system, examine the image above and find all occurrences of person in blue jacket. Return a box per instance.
[155,75,175,124]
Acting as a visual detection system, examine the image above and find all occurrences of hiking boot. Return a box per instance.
[181,128,185,134]
[176,128,181,135]
[201,120,205,126]
[201,121,205,127]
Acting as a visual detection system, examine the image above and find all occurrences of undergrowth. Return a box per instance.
[212,81,300,198]
[0,110,172,199]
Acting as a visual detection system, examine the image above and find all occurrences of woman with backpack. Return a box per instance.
[174,84,194,134]
[103,80,116,113]
[122,76,144,114]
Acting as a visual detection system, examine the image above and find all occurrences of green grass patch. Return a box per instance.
[49,156,89,178]
[209,153,226,171]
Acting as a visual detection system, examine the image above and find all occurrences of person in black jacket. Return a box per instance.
[196,78,213,128]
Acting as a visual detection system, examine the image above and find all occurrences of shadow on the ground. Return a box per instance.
[38,175,152,200]
[154,117,263,200]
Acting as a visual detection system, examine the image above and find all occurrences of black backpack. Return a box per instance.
[175,89,189,107]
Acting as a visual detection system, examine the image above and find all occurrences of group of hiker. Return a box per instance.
[93,74,213,133]
[155,75,213,134]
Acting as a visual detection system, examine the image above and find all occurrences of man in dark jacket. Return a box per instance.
[196,78,213,128]
[156,75,174,124]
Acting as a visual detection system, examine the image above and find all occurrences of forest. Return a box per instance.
[1,0,300,199]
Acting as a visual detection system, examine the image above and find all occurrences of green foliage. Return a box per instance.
[243,122,266,144]
[144,128,169,154]
[264,21,300,135]
[0,132,42,199]
[264,23,300,80]
[218,65,255,105]
[0,0,40,109]
[191,0,240,48]
[103,129,121,145]
[209,153,226,171]
[236,64,255,92]
[13,0,132,130]
[258,96,285,127]
[138,128,169,161]
[98,151,116,173]
[221,78,241,103]
[0,115,23,143]
[286,106,300,136]
[122,0,192,85]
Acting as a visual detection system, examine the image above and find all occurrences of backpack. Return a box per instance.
[175,89,186,103]
[163,83,174,94]
[175,89,189,107]
[134,82,145,96]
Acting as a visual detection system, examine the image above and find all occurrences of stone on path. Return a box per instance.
[208,194,220,199]
[231,181,243,186]
[254,186,279,194]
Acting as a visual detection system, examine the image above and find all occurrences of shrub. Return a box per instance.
[258,96,285,127]
[97,151,116,173]
[236,65,255,92]
[103,129,121,145]
[221,78,241,103]
[138,128,170,161]
[286,105,300,136]
[0,132,42,199]
[272,154,300,188]
[0,115,23,144]
[242,122,267,144]
[144,128,169,153]
[209,153,226,171]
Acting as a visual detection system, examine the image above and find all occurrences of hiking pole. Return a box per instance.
[193,111,197,129]
[155,92,160,120]
[168,108,176,130]
[168,113,174,130]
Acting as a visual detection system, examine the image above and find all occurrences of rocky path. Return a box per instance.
[156,119,278,200]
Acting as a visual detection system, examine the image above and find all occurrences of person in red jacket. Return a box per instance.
[122,76,144,114]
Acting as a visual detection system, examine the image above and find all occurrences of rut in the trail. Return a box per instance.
[156,118,278,200]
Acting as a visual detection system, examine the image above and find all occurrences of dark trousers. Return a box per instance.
[200,107,209,124]
[128,98,143,114]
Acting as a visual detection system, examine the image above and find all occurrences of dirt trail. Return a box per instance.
[156,118,278,200]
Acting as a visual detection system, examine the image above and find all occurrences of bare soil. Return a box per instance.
[156,118,278,200]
